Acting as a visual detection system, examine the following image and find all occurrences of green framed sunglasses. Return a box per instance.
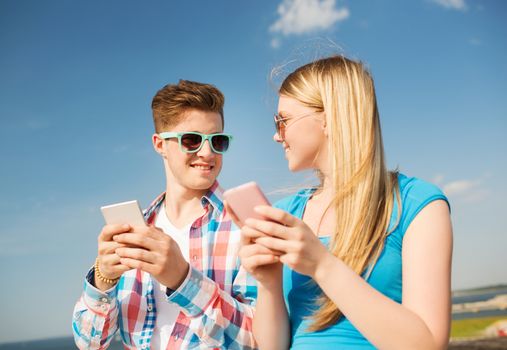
[158,131,233,154]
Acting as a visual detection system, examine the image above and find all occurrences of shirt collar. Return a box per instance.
[200,180,225,213]
[143,181,225,225]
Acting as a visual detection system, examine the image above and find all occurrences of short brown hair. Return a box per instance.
[151,80,225,132]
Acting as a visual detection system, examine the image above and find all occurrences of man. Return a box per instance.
[73,80,257,349]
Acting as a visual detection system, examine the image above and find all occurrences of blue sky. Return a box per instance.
[0,0,506,343]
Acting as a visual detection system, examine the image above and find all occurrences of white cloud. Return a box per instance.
[443,179,480,196]
[271,38,281,49]
[431,0,467,11]
[432,173,445,186]
[437,175,490,203]
[270,0,350,36]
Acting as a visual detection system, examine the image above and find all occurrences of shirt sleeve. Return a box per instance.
[160,191,258,349]
[166,255,258,349]
[72,267,120,350]
[398,177,450,237]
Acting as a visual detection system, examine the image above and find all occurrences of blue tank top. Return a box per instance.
[274,173,449,349]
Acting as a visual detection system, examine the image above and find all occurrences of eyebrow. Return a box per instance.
[276,111,292,118]
[176,130,224,134]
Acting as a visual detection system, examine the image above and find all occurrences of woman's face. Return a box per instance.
[274,95,327,172]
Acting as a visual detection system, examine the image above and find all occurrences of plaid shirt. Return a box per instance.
[73,182,258,349]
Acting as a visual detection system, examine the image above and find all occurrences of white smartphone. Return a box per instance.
[100,200,146,226]
[223,182,271,223]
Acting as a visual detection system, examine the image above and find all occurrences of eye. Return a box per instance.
[212,135,230,152]
[180,133,202,150]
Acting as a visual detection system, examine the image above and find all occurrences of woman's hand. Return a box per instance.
[244,205,330,278]
[224,200,282,288]
[238,235,282,289]
[113,225,189,290]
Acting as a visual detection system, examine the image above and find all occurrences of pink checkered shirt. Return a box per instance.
[72,182,258,349]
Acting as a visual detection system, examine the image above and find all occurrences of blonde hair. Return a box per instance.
[279,55,400,331]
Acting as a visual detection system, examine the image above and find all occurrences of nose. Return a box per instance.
[197,139,214,158]
[273,131,283,143]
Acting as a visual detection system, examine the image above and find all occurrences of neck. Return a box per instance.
[163,183,208,228]
[315,169,334,200]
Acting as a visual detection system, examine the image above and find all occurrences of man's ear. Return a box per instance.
[152,133,166,158]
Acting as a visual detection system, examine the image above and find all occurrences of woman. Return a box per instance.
[236,56,452,349]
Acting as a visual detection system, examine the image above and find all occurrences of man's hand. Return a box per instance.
[95,224,132,291]
[113,225,189,290]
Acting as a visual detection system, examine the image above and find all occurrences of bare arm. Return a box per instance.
[313,200,452,349]
[239,225,290,350]
[252,268,290,350]
[251,201,452,350]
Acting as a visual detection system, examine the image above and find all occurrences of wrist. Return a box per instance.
[166,262,190,290]
[313,251,337,284]
[94,258,120,286]
[258,279,282,294]
[257,263,283,290]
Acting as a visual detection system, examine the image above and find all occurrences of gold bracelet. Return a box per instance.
[94,258,120,285]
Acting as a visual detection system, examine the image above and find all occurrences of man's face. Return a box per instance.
[154,109,224,194]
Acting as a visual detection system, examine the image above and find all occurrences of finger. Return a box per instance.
[224,201,243,228]
[240,231,251,246]
[255,236,293,254]
[97,254,127,279]
[129,225,169,241]
[100,253,122,266]
[279,253,299,269]
[253,206,299,227]
[244,217,290,240]
[241,225,269,240]
[115,247,156,264]
[119,257,154,274]
[98,241,129,255]
[240,242,281,258]
[242,254,279,269]
[99,224,131,242]
[109,263,131,275]
[113,233,158,251]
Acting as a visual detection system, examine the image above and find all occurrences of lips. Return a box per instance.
[191,164,214,171]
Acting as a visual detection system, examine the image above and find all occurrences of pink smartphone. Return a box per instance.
[223,182,270,223]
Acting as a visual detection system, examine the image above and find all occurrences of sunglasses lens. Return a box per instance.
[274,115,284,136]
[180,133,203,151]
[211,135,230,153]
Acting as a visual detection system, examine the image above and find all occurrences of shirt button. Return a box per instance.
[101,305,108,311]
[141,345,147,349]
[147,305,153,312]
[192,255,197,261]
[100,297,108,303]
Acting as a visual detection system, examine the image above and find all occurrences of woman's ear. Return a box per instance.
[321,115,328,136]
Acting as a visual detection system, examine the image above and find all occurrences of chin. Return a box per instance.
[189,177,217,190]
[287,162,301,172]
[286,156,298,170]
[288,159,312,173]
